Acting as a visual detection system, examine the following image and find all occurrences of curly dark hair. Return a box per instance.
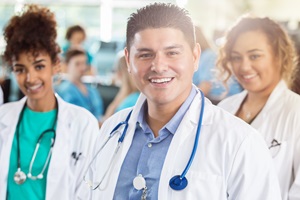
[3,4,61,66]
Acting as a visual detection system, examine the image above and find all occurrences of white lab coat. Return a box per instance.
[90,88,281,200]
[0,95,99,200]
[218,80,300,200]
[0,87,3,106]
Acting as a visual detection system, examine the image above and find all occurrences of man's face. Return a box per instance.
[125,28,200,110]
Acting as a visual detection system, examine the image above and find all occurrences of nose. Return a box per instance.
[151,53,168,73]
[240,57,252,72]
[26,70,37,83]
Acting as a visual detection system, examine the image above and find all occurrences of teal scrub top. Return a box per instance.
[7,107,57,200]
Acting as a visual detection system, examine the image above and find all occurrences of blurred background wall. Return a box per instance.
[1,0,300,108]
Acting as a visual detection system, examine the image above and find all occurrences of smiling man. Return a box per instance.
[88,3,281,200]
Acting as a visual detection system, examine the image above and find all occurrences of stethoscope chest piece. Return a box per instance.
[169,174,188,190]
[14,168,26,185]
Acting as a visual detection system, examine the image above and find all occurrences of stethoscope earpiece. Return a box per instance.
[169,175,188,190]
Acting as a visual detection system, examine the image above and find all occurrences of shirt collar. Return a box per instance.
[136,87,197,135]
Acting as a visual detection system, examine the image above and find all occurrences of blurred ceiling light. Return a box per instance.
[288,19,298,30]
[14,0,25,13]
[100,1,112,42]
[176,0,188,7]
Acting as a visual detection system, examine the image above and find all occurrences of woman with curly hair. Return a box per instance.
[0,4,98,199]
[217,16,300,199]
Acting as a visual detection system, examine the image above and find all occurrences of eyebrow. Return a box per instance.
[136,45,183,52]
[231,49,263,54]
[13,59,46,67]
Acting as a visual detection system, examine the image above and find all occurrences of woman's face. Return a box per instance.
[67,54,88,80]
[229,30,281,95]
[69,31,85,46]
[12,51,58,104]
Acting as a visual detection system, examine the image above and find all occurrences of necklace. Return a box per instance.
[245,111,252,121]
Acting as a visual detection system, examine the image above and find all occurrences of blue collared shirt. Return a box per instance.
[113,87,197,200]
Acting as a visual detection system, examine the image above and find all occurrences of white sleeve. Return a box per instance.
[288,126,300,200]
[0,87,3,105]
[227,132,282,200]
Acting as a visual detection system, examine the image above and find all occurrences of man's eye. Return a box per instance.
[139,54,152,59]
[35,65,45,70]
[167,51,179,56]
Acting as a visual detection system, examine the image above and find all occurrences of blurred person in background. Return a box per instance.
[62,25,95,75]
[101,52,139,123]
[0,4,99,199]
[192,26,242,104]
[217,16,300,199]
[56,49,104,122]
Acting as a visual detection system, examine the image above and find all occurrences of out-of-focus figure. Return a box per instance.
[62,25,94,74]
[218,16,300,200]
[56,49,104,121]
[101,52,139,123]
[192,26,242,104]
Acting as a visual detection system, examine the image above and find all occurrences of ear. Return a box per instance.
[124,47,131,73]
[193,43,201,72]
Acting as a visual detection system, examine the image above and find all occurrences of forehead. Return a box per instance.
[71,31,85,38]
[12,51,51,64]
[70,54,86,60]
[232,30,272,52]
[130,28,188,50]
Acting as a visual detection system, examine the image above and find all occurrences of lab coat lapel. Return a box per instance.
[46,96,71,199]
[158,91,213,199]
[100,94,146,198]
[251,80,286,140]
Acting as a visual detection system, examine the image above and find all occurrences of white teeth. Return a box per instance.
[150,78,172,83]
[243,74,257,79]
[28,84,42,91]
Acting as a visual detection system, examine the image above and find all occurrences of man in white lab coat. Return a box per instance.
[87,3,281,199]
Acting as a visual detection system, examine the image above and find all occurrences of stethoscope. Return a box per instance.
[13,101,58,185]
[84,90,205,192]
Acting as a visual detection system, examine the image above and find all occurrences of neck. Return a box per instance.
[146,86,193,137]
[70,77,82,85]
[27,94,57,112]
[146,102,181,138]
[237,91,270,123]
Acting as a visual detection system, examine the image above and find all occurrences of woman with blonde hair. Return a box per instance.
[101,52,139,123]
[218,16,300,199]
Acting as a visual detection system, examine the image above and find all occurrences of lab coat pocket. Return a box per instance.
[170,170,226,200]
[269,140,287,159]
